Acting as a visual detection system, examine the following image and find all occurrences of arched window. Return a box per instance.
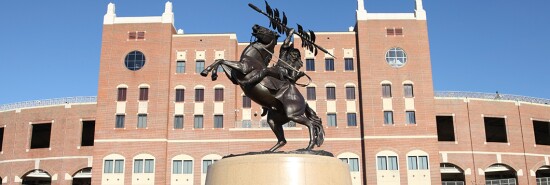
[172,154,194,185]
[103,154,125,174]
[403,83,414,98]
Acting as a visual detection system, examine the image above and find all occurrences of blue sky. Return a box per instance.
[0,0,549,105]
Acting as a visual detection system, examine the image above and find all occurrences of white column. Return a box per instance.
[415,0,427,20]
[356,0,368,20]
[162,1,174,23]
[103,3,116,24]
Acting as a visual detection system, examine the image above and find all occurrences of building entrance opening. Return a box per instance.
[484,164,517,185]
[440,163,465,185]
[22,169,51,185]
[72,167,91,185]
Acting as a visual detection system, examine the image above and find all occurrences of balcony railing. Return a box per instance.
[435,91,550,105]
[0,96,97,112]
[233,120,297,129]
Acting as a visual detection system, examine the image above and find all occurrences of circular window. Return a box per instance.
[385,47,407,68]
[124,51,146,71]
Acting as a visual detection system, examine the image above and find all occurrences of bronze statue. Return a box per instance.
[200,2,333,152]
[200,24,324,151]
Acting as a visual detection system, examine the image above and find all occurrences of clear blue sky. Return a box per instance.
[0,0,549,105]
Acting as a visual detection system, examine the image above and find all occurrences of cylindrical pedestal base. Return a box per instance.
[205,154,352,185]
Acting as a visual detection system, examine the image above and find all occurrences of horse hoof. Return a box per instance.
[200,70,209,77]
[211,74,218,81]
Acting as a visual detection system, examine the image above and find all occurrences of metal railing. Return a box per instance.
[537,177,550,185]
[485,178,517,185]
[435,91,550,105]
[233,120,297,129]
[0,96,97,112]
[442,181,464,185]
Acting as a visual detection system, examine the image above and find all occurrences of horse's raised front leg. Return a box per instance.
[200,59,223,79]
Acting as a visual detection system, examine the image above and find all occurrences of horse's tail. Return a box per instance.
[305,104,324,147]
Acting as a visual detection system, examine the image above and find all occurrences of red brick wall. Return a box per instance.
[0,104,96,185]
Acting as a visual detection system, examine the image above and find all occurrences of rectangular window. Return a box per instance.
[533,120,550,145]
[327,113,337,127]
[388,156,398,170]
[175,89,185,102]
[384,111,394,125]
[242,96,251,108]
[183,160,193,174]
[0,127,3,152]
[174,115,184,129]
[203,160,213,174]
[436,116,456,142]
[214,115,223,128]
[137,31,145,39]
[195,89,204,102]
[349,158,359,172]
[408,156,418,170]
[484,117,508,143]
[115,115,125,128]
[377,156,387,170]
[214,88,224,101]
[346,86,355,100]
[104,160,114,173]
[382,84,392,98]
[344,58,354,71]
[306,59,315,71]
[129,32,136,40]
[419,156,428,170]
[395,28,403,36]
[30,123,52,149]
[134,159,143,173]
[81,121,95,146]
[326,87,336,100]
[173,160,182,174]
[144,159,154,173]
[196,60,205,73]
[406,111,416,124]
[194,115,204,128]
[139,87,149,101]
[137,114,147,128]
[114,160,124,173]
[306,87,316,100]
[386,28,403,36]
[404,84,414,98]
[347,113,357,126]
[325,58,334,71]
[117,88,127,101]
[176,61,186,73]
[386,28,395,36]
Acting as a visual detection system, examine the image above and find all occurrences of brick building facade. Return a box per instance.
[0,1,549,185]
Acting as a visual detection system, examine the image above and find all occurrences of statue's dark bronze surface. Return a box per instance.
[200,2,331,152]
[223,149,334,159]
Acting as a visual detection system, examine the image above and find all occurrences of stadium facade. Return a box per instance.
[0,1,549,185]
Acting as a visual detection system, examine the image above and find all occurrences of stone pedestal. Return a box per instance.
[205,154,352,185]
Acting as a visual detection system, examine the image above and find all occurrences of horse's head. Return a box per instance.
[252,24,279,45]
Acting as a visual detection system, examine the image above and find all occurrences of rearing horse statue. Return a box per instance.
[200,24,324,151]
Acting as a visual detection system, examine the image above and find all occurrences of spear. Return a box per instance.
[248,3,335,58]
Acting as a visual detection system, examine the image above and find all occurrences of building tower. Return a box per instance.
[92,2,176,184]
[355,0,440,184]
